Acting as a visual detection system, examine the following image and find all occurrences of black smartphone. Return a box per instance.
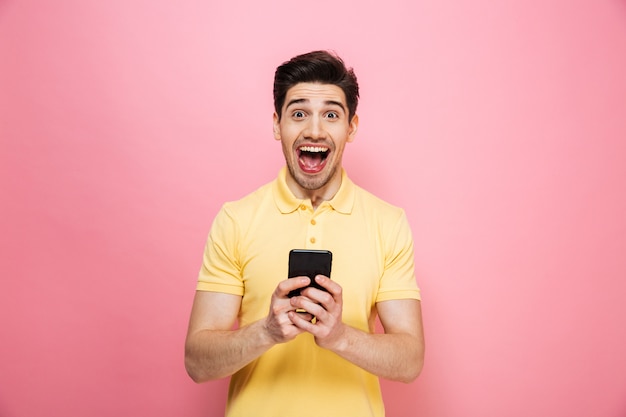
[288,249,333,297]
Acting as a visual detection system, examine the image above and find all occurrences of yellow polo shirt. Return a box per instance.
[197,167,420,417]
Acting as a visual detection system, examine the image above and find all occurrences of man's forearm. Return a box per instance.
[329,325,424,383]
[185,320,274,382]
[289,284,425,382]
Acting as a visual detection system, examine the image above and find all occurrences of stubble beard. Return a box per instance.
[286,162,337,192]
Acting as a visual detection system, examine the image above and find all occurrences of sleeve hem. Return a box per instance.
[376,289,421,303]
[196,281,244,296]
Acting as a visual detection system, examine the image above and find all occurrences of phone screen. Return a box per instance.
[288,249,332,297]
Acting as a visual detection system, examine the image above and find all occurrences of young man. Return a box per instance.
[185,50,424,417]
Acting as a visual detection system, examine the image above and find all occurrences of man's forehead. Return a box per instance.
[284,83,347,107]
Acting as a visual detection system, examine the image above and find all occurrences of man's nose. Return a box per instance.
[304,116,326,139]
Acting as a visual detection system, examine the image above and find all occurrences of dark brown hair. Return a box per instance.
[273,50,359,121]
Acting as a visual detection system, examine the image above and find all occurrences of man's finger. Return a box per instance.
[277,277,310,297]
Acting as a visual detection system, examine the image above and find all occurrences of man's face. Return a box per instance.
[273,82,358,195]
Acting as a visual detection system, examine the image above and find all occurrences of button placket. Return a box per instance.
[297,203,315,248]
[306,204,332,248]
[306,211,319,248]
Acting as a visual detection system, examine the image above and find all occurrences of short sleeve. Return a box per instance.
[196,205,245,296]
[376,210,421,303]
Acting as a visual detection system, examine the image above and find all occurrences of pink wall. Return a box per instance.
[1,1,625,416]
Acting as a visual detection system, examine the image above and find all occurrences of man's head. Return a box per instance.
[273,50,359,122]
[272,51,360,203]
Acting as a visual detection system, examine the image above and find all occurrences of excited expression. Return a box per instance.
[273,82,358,201]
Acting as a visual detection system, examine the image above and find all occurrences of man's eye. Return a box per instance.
[293,111,305,118]
[325,112,338,119]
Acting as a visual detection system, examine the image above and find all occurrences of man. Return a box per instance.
[185,50,424,417]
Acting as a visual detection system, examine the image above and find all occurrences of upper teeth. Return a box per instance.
[300,146,328,153]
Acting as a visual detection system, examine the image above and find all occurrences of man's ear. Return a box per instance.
[273,112,281,140]
[348,114,359,143]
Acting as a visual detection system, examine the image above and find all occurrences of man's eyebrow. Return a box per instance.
[285,99,346,112]
[324,100,346,111]
[285,98,308,109]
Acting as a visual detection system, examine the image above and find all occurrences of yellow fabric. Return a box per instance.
[197,167,420,417]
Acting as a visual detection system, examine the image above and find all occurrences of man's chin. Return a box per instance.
[296,176,328,191]
[287,162,340,192]
[300,168,340,191]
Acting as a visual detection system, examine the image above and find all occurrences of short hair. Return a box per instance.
[273,50,359,121]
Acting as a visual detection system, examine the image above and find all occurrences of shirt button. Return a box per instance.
[310,237,316,244]
[310,219,316,225]
[300,204,307,210]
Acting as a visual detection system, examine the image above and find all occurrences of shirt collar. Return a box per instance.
[273,166,355,214]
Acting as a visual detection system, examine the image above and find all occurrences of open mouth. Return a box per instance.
[297,145,330,173]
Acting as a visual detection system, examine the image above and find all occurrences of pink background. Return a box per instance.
[1,1,625,416]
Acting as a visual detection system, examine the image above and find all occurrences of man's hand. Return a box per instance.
[264,277,314,343]
[288,275,347,350]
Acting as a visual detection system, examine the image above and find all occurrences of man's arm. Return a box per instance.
[185,277,313,383]
[340,298,425,383]
[289,275,425,383]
